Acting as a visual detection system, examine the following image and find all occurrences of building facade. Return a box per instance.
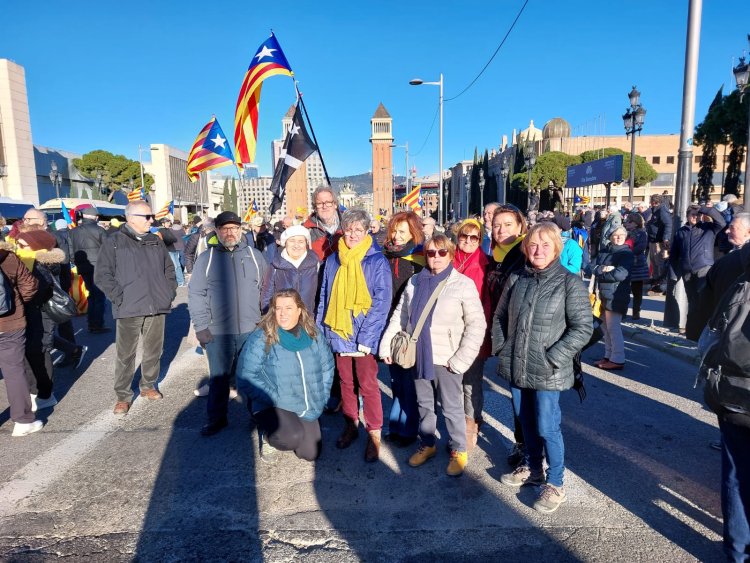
[146,144,210,222]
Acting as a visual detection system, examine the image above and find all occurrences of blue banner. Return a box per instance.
[566,155,623,188]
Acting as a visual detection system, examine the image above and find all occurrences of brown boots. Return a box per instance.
[466,417,479,452]
[365,430,381,463]
[336,419,359,449]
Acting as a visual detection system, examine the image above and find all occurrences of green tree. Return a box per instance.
[222,179,231,212]
[72,150,153,201]
[579,147,657,187]
[230,178,238,213]
[530,151,581,189]
[694,87,724,200]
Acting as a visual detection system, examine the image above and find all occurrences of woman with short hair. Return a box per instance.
[380,234,486,477]
[381,211,425,447]
[317,209,392,462]
[237,289,334,461]
[493,222,592,513]
[593,226,634,369]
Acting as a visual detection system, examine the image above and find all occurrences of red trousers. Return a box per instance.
[335,354,383,432]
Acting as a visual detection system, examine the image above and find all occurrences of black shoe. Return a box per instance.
[89,326,111,334]
[201,419,228,436]
[395,435,417,448]
[70,345,88,369]
[507,442,526,467]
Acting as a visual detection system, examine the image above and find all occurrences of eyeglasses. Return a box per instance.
[425,249,449,258]
[458,233,480,243]
[23,217,43,223]
[315,201,336,209]
[131,214,155,220]
[218,225,241,232]
[343,228,366,236]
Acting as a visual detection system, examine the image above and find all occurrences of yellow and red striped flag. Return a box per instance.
[243,200,258,222]
[155,201,174,221]
[401,184,422,211]
[234,33,294,165]
[186,117,234,182]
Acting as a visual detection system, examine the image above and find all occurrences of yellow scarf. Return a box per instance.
[492,234,524,263]
[324,236,373,340]
[16,247,38,272]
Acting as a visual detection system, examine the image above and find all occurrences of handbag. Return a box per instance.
[391,277,449,369]
[42,276,79,324]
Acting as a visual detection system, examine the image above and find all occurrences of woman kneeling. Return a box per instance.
[238,289,334,461]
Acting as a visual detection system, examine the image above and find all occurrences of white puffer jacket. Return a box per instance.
[379,269,486,374]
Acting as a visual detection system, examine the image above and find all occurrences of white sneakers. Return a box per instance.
[12,420,43,437]
[194,384,239,399]
[30,394,58,412]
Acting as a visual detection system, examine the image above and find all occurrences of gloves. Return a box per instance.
[357,344,371,355]
[196,328,214,347]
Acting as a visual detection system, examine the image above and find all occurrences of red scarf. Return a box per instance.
[453,247,491,358]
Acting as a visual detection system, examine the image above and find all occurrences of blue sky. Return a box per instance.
[2,1,749,179]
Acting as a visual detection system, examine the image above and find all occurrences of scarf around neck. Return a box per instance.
[409,264,453,380]
[492,234,524,263]
[278,326,313,352]
[383,239,426,266]
[323,235,373,340]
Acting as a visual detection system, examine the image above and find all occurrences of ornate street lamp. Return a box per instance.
[623,86,647,203]
[733,54,750,196]
[478,168,485,213]
[94,171,110,198]
[524,143,537,211]
[49,160,62,200]
[500,157,509,202]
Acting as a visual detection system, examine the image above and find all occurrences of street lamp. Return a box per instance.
[94,171,110,198]
[733,54,750,196]
[409,74,443,224]
[500,157,510,203]
[464,166,472,219]
[478,168,485,213]
[524,143,537,211]
[622,86,647,203]
[49,160,62,200]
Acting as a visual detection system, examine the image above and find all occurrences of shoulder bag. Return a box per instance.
[390,277,449,369]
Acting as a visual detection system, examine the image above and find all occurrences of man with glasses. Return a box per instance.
[189,211,268,436]
[482,202,500,254]
[95,201,177,416]
[303,186,342,261]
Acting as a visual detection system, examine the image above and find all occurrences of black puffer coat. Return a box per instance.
[492,261,592,391]
[594,244,634,315]
[69,219,107,274]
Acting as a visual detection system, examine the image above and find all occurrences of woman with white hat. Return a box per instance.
[261,225,320,313]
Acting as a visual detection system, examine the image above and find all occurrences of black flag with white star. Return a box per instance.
[268,103,318,214]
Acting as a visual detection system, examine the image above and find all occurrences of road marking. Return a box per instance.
[0,346,200,518]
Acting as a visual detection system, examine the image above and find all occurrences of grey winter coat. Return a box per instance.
[188,235,268,335]
[492,261,592,391]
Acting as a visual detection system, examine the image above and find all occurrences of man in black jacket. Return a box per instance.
[95,201,177,416]
[158,217,184,287]
[69,205,109,332]
[645,194,673,294]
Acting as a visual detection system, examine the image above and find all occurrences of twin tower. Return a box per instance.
[370,102,393,216]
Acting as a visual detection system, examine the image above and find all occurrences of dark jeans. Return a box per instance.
[256,407,321,461]
[205,332,250,425]
[387,363,418,438]
[684,269,709,312]
[511,385,565,487]
[720,417,750,562]
[114,315,166,402]
[631,281,644,316]
[0,329,35,423]
[24,308,54,399]
[81,269,105,329]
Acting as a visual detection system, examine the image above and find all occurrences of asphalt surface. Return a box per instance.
[0,288,723,562]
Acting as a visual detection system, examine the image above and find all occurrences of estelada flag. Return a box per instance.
[234,33,294,165]
[187,117,234,182]
[401,184,422,211]
[243,200,258,222]
[155,201,174,221]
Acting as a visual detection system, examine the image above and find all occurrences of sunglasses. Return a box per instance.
[425,248,449,258]
[458,233,480,243]
[131,213,155,220]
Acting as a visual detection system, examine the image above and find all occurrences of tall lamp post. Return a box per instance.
[733,54,750,197]
[622,86,647,203]
[49,160,62,200]
[524,143,536,211]
[464,168,471,219]
[94,172,110,199]
[478,168,485,213]
[500,157,509,203]
[409,74,443,224]
[390,143,409,213]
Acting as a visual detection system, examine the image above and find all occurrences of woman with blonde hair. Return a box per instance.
[380,234,486,477]
[237,289,334,461]
[494,222,591,513]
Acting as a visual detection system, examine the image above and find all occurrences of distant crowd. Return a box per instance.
[1,186,749,552]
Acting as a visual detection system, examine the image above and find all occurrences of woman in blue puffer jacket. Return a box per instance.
[237,289,334,461]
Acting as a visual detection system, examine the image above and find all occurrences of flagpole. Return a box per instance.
[295,83,332,188]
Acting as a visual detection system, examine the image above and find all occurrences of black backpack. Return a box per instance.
[698,273,750,417]
[0,269,12,316]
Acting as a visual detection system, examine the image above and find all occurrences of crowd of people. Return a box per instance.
[1,187,750,542]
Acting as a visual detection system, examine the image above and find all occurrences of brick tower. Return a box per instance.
[370,103,393,216]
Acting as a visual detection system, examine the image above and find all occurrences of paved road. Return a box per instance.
[0,289,724,561]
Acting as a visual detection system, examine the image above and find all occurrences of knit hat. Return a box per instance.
[54,219,68,231]
[552,213,571,232]
[280,224,311,246]
[17,229,56,251]
[250,215,264,227]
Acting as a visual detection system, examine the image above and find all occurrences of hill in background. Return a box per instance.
[330,173,405,195]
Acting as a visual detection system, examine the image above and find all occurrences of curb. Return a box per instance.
[622,324,700,365]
